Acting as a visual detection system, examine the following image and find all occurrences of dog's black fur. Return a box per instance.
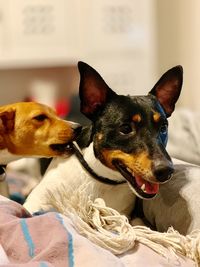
[76,62,183,199]
[31,61,183,219]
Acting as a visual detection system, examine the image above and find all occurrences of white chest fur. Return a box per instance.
[24,143,136,215]
[0,149,21,165]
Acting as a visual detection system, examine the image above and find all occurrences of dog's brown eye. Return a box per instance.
[119,124,132,134]
[33,114,48,121]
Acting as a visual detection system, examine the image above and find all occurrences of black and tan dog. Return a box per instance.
[24,62,183,217]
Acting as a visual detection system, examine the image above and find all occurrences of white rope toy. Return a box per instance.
[48,183,200,265]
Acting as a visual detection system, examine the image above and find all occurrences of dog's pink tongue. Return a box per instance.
[135,175,159,194]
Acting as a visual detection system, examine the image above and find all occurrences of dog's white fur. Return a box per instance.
[24,143,135,215]
[143,158,200,235]
[0,150,20,196]
[0,150,32,197]
[0,150,22,165]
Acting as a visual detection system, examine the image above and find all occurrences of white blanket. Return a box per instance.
[168,108,200,165]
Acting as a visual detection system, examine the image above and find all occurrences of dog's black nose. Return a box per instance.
[71,123,82,137]
[153,160,174,183]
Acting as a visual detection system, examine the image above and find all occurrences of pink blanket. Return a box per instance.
[0,196,195,267]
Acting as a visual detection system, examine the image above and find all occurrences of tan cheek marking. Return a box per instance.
[101,149,152,177]
[132,114,141,123]
[102,149,137,169]
[153,112,161,122]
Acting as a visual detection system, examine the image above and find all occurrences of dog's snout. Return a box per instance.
[152,160,174,183]
[71,123,82,137]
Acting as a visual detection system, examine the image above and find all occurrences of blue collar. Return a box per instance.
[156,102,168,147]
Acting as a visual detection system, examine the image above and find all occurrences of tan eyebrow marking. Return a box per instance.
[97,133,103,141]
[153,112,161,122]
[132,114,141,123]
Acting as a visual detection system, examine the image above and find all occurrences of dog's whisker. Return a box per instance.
[72,141,83,155]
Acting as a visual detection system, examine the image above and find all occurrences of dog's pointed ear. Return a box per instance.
[149,66,183,117]
[0,108,16,134]
[78,61,116,119]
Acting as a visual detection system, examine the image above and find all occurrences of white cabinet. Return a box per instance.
[0,0,157,95]
[81,0,157,95]
[0,0,82,68]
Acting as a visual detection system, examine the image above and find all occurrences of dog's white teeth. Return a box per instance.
[141,184,146,191]
[66,145,70,149]
[126,167,132,173]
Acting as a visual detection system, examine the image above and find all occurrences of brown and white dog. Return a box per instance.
[0,101,81,196]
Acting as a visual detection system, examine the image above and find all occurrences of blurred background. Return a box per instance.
[1,0,200,202]
[0,0,199,121]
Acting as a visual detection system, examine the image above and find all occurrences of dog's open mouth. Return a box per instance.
[50,142,73,154]
[113,160,158,199]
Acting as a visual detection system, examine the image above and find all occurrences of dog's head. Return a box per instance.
[78,61,183,199]
[0,102,81,158]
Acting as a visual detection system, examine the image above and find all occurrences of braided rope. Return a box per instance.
[48,183,200,265]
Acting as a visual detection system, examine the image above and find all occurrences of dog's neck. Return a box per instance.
[0,149,22,165]
[46,142,125,185]
[25,141,135,215]
[82,143,124,182]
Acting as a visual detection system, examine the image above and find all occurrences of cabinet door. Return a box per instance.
[0,1,7,59]
[0,0,82,67]
[82,0,156,54]
[81,0,157,95]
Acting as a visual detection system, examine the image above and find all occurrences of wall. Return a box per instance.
[156,0,200,110]
[0,66,79,106]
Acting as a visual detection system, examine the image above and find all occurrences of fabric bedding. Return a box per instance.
[168,108,200,165]
[0,196,195,267]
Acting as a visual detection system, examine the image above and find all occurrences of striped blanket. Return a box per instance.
[0,196,195,267]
